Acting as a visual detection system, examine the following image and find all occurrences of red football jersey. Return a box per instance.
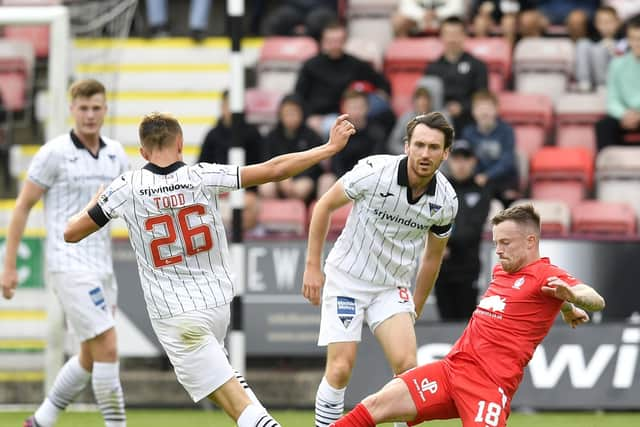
[446,257,581,395]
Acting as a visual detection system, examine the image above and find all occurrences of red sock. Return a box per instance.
[331,403,376,427]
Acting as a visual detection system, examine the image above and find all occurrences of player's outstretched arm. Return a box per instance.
[302,182,351,306]
[240,114,355,188]
[64,185,104,243]
[1,180,45,299]
[542,276,606,312]
[413,232,449,318]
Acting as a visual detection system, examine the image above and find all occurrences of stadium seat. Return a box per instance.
[530,181,586,207]
[513,38,574,100]
[623,132,640,144]
[464,37,512,92]
[244,88,282,128]
[4,25,50,59]
[516,150,530,192]
[556,125,596,152]
[530,146,594,187]
[498,92,554,132]
[345,37,383,71]
[388,71,423,116]
[0,71,27,111]
[596,180,640,219]
[257,37,318,92]
[513,199,571,236]
[347,0,396,51]
[596,146,640,179]
[0,39,34,78]
[571,201,637,236]
[514,125,546,158]
[258,198,307,236]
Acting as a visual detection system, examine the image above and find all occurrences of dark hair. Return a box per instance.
[139,112,183,151]
[405,112,454,149]
[472,89,498,106]
[279,93,304,110]
[69,79,105,100]
[441,16,466,30]
[628,14,640,30]
[491,204,541,234]
[322,20,346,36]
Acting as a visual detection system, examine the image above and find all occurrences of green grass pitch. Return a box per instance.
[1,410,639,426]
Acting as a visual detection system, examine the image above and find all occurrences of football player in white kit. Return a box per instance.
[63,112,355,427]
[1,79,128,427]
[302,112,459,427]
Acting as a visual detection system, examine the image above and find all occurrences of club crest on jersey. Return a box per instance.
[413,377,438,402]
[89,287,107,311]
[478,295,506,312]
[337,296,356,328]
[428,202,442,216]
[108,154,116,161]
[512,277,525,289]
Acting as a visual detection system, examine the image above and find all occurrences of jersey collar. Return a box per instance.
[143,161,186,175]
[397,156,437,203]
[70,129,106,159]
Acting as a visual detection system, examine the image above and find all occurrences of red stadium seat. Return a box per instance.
[514,125,546,158]
[4,25,50,59]
[530,181,586,207]
[257,36,318,92]
[258,198,308,236]
[514,37,574,75]
[513,199,571,236]
[345,37,383,71]
[571,201,637,236]
[388,71,423,116]
[556,125,596,152]
[383,37,442,75]
[498,92,554,132]
[530,146,594,187]
[0,71,27,111]
[244,88,282,128]
[465,37,512,91]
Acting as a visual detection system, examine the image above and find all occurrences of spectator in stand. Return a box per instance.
[387,86,449,155]
[391,0,466,37]
[262,0,337,40]
[575,6,624,92]
[566,8,590,42]
[470,0,523,40]
[259,94,324,203]
[295,20,392,138]
[424,16,489,134]
[317,89,387,195]
[462,90,519,207]
[198,90,264,231]
[595,15,640,151]
[436,139,493,321]
[146,0,211,41]
[518,8,548,38]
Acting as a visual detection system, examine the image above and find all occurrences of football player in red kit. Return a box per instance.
[331,204,605,427]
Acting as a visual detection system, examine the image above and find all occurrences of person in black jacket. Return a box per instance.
[424,16,488,134]
[295,20,392,137]
[198,90,264,231]
[259,94,324,202]
[435,139,494,321]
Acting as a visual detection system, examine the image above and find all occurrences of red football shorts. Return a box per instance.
[399,359,511,426]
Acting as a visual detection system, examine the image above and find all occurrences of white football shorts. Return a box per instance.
[318,264,416,346]
[150,305,235,402]
[48,272,117,342]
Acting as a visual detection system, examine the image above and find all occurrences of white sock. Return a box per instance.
[92,361,126,427]
[237,403,281,427]
[234,370,264,409]
[315,376,346,427]
[34,355,91,427]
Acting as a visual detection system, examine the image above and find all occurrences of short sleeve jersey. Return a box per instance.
[447,258,581,395]
[325,155,458,289]
[27,131,128,273]
[94,161,240,319]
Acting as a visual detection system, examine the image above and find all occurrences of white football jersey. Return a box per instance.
[27,131,128,274]
[93,161,240,319]
[325,155,458,289]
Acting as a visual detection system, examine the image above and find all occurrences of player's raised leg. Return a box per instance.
[315,342,358,426]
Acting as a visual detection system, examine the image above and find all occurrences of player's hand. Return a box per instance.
[302,265,325,306]
[541,276,576,303]
[561,305,590,328]
[1,267,19,300]
[327,114,356,154]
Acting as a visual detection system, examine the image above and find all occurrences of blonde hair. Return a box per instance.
[69,79,105,100]
[138,112,183,150]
